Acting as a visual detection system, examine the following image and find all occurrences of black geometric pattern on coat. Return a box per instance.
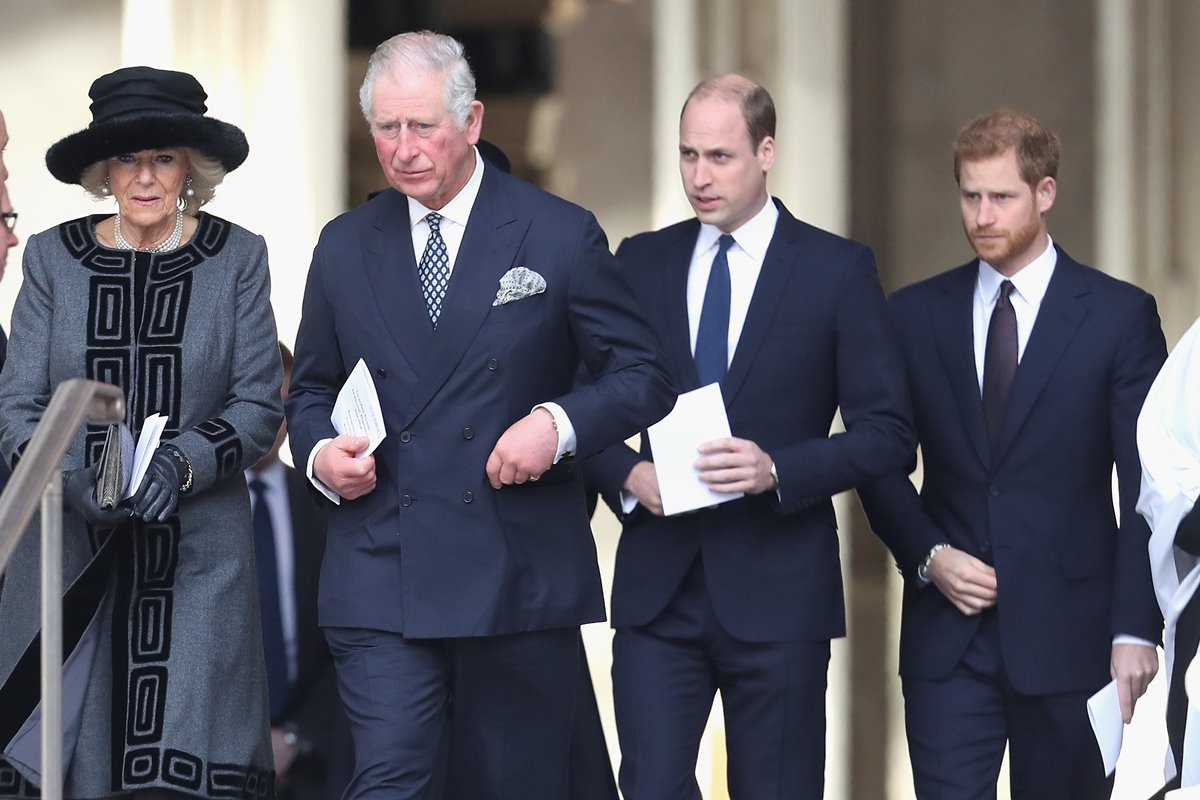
[47,215,267,798]
[196,417,243,478]
[0,757,39,796]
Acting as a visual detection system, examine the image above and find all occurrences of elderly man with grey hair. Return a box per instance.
[286,30,673,800]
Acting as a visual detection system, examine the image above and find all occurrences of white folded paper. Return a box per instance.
[332,358,387,458]
[647,383,743,516]
[127,412,168,497]
[1087,680,1123,777]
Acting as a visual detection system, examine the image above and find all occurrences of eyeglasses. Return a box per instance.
[0,212,15,233]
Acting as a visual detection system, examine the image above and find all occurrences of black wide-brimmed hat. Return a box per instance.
[46,66,249,184]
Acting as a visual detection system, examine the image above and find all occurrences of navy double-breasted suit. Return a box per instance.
[584,201,913,796]
[860,248,1166,794]
[286,160,673,798]
[287,163,673,639]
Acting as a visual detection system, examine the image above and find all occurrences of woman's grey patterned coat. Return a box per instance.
[0,213,283,799]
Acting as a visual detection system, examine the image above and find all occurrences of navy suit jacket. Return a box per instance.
[584,201,914,643]
[287,162,673,638]
[859,247,1166,694]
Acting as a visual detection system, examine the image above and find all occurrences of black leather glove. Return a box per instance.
[129,445,187,523]
[63,466,130,527]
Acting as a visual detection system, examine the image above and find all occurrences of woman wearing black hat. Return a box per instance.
[0,67,282,799]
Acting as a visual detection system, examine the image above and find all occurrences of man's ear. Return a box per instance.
[1035,175,1056,214]
[758,136,775,173]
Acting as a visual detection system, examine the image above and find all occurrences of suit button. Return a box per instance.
[462,491,474,503]
[988,485,999,497]
[376,367,387,379]
[463,428,474,440]
[400,430,411,443]
[980,540,991,552]
[487,358,498,371]
[400,494,412,507]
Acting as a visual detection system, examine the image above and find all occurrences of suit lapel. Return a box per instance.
[992,250,1088,460]
[932,263,991,467]
[363,191,431,374]
[660,222,700,391]
[401,167,529,427]
[722,203,797,408]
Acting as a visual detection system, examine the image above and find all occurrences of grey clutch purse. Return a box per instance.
[95,422,133,510]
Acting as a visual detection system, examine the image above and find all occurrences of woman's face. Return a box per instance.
[106,148,190,233]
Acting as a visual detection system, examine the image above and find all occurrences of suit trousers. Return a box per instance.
[902,610,1111,800]
[613,557,831,800]
[324,625,579,800]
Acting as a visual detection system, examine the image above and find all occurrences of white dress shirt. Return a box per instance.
[687,196,779,365]
[247,460,298,683]
[621,196,779,514]
[972,236,1056,393]
[971,236,1149,648]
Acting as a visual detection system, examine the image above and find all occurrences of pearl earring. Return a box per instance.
[101,177,111,196]
[185,175,195,198]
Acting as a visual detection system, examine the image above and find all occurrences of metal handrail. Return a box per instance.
[0,378,125,800]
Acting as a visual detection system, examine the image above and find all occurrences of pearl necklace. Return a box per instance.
[114,208,184,253]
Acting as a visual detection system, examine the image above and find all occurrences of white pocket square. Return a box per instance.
[493,266,547,306]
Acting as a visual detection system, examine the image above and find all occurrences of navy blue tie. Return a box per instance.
[250,478,289,721]
[694,234,735,386]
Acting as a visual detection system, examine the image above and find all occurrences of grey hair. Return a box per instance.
[79,147,227,215]
[358,31,477,130]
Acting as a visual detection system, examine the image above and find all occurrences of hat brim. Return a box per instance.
[45,112,249,184]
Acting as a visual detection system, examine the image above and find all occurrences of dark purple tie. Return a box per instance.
[982,280,1017,448]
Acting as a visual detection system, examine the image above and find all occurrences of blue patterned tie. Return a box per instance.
[694,234,735,386]
[249,478,289,721]
[418,212,450,327]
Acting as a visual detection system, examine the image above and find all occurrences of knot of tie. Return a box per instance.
[426,211,442,231]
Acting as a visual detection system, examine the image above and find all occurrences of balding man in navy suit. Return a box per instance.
[585,74,914,799]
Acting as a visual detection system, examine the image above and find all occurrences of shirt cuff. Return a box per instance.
[306,439,342,505]
[1112,634,1156,649]
[533,402,576,464]
[619,489,639,515]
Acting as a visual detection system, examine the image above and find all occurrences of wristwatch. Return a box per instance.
[917,542,952,584]
[281,723,315,759]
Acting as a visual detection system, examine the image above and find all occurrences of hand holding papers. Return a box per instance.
[128,413,168,496]
[332,358,387,458]
[647,384,743,516]
[96,413,169,509]
[1087,680,1123,777]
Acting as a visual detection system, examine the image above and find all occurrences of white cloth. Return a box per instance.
[1137,314,1200,786]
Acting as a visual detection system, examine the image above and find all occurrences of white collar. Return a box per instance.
[407,145,486,230]
[977,235,1057,306]
[695,195,779,261]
